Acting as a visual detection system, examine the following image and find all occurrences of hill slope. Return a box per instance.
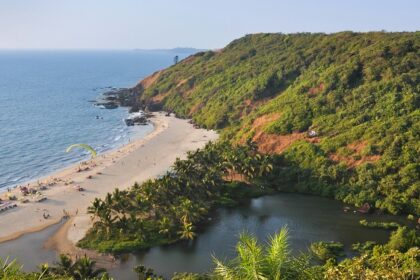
[132,32,419,215]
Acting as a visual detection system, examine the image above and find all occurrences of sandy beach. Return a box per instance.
[0,112,218,245]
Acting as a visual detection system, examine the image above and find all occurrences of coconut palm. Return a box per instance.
[158,216,172,237]
[178,217,196,240]
[87,198,104,220]
[73,255,107,280]
[134,265,162,280]
[213,228,316,280]
[50,254,75,276]
[258,156,273,177]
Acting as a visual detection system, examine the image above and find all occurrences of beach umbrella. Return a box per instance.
[66,143,97,159]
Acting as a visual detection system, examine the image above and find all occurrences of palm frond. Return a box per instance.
[236,233,266,279]
[265,227,290,277]
[213,257,237,280]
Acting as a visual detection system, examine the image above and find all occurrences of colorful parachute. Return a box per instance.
[66,143,97,159]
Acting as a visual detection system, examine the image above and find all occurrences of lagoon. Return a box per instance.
[0,193,404,279]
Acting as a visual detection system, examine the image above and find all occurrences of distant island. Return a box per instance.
[133,47,206,53]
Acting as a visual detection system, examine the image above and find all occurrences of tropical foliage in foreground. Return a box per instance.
[5,227,419,280]
[177,228,419,280]
[0,255,109,280]
[79,141,273,252]
[132,32,419,215]
[213,228,321,280]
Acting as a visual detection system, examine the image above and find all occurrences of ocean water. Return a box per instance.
[0,50,192,190]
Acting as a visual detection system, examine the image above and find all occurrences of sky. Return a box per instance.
[0,0,419,50]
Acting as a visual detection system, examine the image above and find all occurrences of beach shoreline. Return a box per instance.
[0,112,218,245]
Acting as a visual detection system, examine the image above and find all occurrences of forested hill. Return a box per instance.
[133,32,419,215]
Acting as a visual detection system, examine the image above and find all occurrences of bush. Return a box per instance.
[387,226,420,252]
[359,219,400,230]
[310,241,344,262]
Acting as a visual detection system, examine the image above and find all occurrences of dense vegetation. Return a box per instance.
[68,32,420,278]
[4,227,419,280]
[0,255,109,280]
[132,32,419,215]
[79,141,273,252]
[310,241,344,263]
[359,219,400,229]
[1,32,419,280]
[209,228,419,280]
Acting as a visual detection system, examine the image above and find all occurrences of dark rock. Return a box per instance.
[95,102,118,109]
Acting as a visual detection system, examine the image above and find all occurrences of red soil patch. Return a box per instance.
[255,132,305,154]
[151,92,170,103]
[329,140,380,168]
[244,99,252,107]
[178,78,196,98]
[176,79,188,88]
[348,141,368,153]
[247,113,320,154]
[308,82,325,97]
[252,113,281,130]
[150,76,196,103]
[223,172,249,183]
[139,70,162,89]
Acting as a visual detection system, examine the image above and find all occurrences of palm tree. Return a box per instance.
[258,155,273,177]
[104,193,113,208]
[134,265,161,280]
[213,228,317,280]
[73,255,107,280]
[51,254,75,276]
[178,216,196,240]
[103,210,117,236]
[88,198,104,220]
[158,216,172,237]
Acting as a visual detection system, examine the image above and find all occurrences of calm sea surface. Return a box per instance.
[0,50,192,190]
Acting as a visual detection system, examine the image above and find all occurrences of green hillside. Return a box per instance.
[134,32,420,215]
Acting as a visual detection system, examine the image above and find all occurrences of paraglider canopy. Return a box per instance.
[66,143,97,159]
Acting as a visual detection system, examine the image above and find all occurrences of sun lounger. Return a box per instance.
[33,195,47,202]
[0,201,18,212]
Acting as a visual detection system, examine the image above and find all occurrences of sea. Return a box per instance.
[0,50,194,190]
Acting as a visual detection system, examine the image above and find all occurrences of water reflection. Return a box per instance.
[0,193,406,280]
[109,194,403,279]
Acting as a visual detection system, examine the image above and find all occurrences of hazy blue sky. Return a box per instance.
[1,0,419,49]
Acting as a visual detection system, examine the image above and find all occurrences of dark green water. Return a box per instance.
[0,194,405,279]
[109,193,404,279]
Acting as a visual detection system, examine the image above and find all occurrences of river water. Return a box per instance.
[0,193,405,279]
